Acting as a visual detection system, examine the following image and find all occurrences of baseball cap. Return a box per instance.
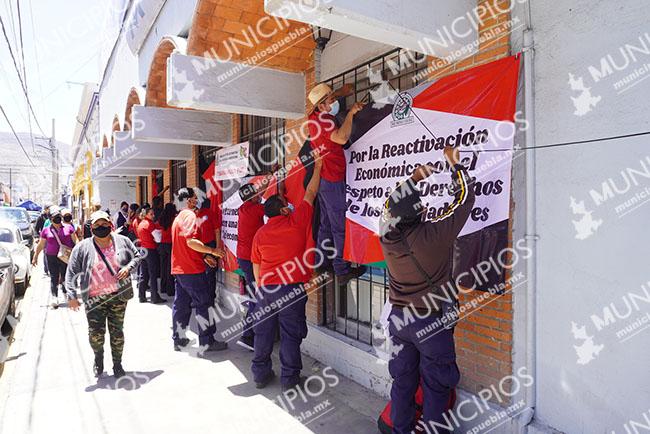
[49,206,62,217]
[90,210,111,224]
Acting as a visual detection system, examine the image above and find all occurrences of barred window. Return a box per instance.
[171,160,187,196]
[238,114,286,175]
[321,48,428,346]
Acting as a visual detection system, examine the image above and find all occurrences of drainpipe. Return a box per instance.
[519,3,538,431]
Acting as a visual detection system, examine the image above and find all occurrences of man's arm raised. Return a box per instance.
[303,151,323,205]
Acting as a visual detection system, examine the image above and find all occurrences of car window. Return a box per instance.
[0,228,15,243]
[0,208,27,223]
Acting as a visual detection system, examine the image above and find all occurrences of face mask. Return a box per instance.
[92,226,111,238]
[63,216,72,223]
[287,203,295,213]
[328,100,340,117]
[122,207,128,213]
[51,216,62,224]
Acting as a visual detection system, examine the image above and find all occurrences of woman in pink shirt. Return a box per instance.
[32,206,78,307]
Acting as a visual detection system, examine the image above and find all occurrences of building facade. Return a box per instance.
[70,1,650,432]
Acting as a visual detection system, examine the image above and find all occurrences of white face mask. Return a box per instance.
[328,100,340,117]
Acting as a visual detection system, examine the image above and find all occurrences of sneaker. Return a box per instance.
[139,297,148,303]
[337,265,368,287]
[173,337,191,351]
[93,354,104,378]
[236,335,255,352]
[255,371,275,389]
[200,340,228,354]
[113,363,125,378]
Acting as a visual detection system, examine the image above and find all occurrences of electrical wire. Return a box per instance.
[16,0,35,152]
[0,12,46,136]
[0,102,37,167]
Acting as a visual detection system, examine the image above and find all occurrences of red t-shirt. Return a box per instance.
[196,208,216,244]
[171,209,205,275]
[131,217,141,237]
[237,201,265,260]
[160,225,172,244]
[137,218,158,249]
[308,112,345,182]
[251,200,313,285]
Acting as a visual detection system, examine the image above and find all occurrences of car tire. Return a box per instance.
[1,293,16,336]
[16,281,26,297]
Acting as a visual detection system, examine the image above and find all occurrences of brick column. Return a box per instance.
[163,161,172,202]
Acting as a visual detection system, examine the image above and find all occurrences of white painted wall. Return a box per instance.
[96,179,136,214]
[137,0,197,84]
[320,32,394,81]
[524,1,650,432]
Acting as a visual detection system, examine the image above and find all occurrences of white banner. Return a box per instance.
[215,142,250,181]
[345,109,513,237]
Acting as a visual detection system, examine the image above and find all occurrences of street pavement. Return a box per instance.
[0,261,385,434]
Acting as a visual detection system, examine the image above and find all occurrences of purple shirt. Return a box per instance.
[41,224,75,255]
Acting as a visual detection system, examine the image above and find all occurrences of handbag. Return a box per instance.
[51,227,72,264]
[92,239,134,301]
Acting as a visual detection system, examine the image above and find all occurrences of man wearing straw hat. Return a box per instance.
[306,83,367,286]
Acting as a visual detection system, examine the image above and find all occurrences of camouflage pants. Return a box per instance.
[86,296,128,364]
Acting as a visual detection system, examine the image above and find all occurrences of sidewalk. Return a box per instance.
[0,265,385,434]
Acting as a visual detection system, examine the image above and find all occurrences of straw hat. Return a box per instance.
[307,83,333,114]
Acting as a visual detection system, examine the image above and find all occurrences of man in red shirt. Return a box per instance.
[307,83,367,285]
[196,199,220,306]
[171,187,227,354]
[235,182,266,351]
[137,205,165,304]
[250,155,322,391]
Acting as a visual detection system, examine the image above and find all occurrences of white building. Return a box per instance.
[70,1,650,432]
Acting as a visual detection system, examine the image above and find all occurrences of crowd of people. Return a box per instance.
[26,81,474,433]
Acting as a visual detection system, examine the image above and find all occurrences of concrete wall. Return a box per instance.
[528,0,650,432]
[96,179,136,214]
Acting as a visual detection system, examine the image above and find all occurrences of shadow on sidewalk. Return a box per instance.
[85,369,164,392]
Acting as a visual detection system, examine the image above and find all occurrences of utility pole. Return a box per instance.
[50,118,57,205]
[9,168,12,206]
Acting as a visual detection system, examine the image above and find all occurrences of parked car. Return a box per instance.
[0,221,30,295]
[0,207,35,256]
[27,211,40,224]
[0,245,15,337]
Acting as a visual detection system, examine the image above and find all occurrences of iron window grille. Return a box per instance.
[321,48,429,346]
[238,114,286,175]
[171,160,187,197]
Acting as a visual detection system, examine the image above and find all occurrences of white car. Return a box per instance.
[0,221,31,295]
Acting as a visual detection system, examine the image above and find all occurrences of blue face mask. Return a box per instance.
[287,203,295,213]
[328,100,340,117]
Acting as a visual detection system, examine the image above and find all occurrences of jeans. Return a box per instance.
[388,307,459,434]
[46,254,67,297]
[317,179,350,276]
[137,248,150,299]
[237,258,256,340]
[158,243,174,296]
[172,273,216,346]
[251,284,308,386]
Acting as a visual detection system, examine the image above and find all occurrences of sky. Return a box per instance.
[0,0,125,150]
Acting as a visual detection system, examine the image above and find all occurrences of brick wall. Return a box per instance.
[163,161,172,202]
[188,146,200,187]
[185,0,516,397]
[425,0,514,399]
[145,38,178,108]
